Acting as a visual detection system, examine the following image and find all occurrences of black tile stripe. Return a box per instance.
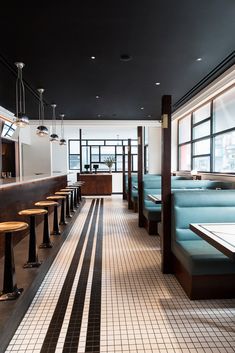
[40,199,96,353]
[85,198,103,353]
[62,199,100,353]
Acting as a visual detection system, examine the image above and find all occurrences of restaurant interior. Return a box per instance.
[0,1,235,353]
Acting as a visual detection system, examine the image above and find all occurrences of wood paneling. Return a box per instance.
[138,127,144,227]
[78,174,112,195]
[161,95,172,273]
[127,139,132,209]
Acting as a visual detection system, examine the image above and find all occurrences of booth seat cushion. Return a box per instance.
[172,240,235,276]
[143,205,161,221]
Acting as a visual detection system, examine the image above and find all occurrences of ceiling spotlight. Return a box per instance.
[148,115,152,118]
[91,56,96,60]
[96,95,100,99]
[155,82,160,86]
[97,114,102,118]
[140,107,144,110]
[120,54,132,62]
[196,57,202,61]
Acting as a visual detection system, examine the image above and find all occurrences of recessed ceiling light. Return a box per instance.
[97,114,102,118]
[96,95,100,99]
[148,114,152,118]
[140,107,144,110]
[196,57,202,61]
[91,56,96,60]
[155,82,160,86]
[120,54,132,62]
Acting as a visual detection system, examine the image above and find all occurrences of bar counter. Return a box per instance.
[0,173,67,258]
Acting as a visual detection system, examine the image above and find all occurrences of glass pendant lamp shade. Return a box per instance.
[36,88,48,137]
[50,104,59,142]
[59,114,66,145]
[14,62,29,127]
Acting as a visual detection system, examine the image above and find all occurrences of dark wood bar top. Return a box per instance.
[0,174,67,258]
[0,173,67,189]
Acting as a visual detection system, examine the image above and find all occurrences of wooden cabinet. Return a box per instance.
[78,173,112,195]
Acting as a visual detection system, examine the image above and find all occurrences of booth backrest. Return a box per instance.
[172,190,235,242]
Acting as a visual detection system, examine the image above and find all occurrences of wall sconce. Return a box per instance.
[14,62,29,127]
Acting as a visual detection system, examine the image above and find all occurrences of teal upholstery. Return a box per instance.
[171,190,235,275]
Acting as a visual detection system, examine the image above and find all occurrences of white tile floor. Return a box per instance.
[5,196,235,353]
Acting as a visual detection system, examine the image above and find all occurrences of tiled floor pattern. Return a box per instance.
[4,196,235,353]
[101,197,235,353]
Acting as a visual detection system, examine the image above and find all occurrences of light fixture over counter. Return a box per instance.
[59,114,66,146]
[36,88,48,137]
[14,62,29,127]
[50,104,59,142]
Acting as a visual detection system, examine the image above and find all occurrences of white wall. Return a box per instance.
[148,127,162,174]
[21,128,51,176]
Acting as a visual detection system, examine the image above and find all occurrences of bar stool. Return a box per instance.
[35,200,59,238]
[18,209,47,267]
[66,186,78,208]
[55,191,72,218]
[47,195,66,227]
[60,188,75,212]
[0,221,29,301]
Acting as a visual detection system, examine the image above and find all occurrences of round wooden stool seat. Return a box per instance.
[55,191,71,195]
[60,189,72,193]
[0,221,29,301]
[47,195,66,201]
[35,200,59,207]
[0,221,28,234]
[19,209,48,216]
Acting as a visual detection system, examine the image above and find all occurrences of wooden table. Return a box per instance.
[190,223,235,261]
[147,194,162,204]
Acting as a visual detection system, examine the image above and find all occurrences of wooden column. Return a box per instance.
[127,139,132,209]
[161,95,172,273]
[122,145,127,200]
[79,128,82,173]
[138,126,144,227]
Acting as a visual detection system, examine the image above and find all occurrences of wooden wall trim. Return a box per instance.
[137,126,144,227]
[127,139,132,209]
[122,145,126,199]
[161,95,172,273]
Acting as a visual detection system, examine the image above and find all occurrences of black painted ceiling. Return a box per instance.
[0,0,235,121]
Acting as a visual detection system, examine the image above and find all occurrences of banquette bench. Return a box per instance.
[171,190,235,299]
[143,180,233,235]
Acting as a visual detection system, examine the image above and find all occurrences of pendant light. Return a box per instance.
[59,114,66,145]
[36,88,48,137]
[14,62,29,127]
[50,104,59,142]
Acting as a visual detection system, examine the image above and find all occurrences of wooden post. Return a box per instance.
[127,139,132,209]
[138,126,145,227]
[161,95,172,273]
[79,128,82,173]
[122,145,127,200]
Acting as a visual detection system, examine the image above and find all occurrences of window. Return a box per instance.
[1,121,17,138]
[213,86,235,133]
[193,103,210,124]
[193,120,210,139]
[69,138,137,172]
[178,115,191,144]
[178,85,235,174]
[179,144,191,171]
[214,130,235,172]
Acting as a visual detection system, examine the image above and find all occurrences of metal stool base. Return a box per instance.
[39,242,53,249]
[51,230,61,235]
[0,287,23,301]
[23,261,42,268]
